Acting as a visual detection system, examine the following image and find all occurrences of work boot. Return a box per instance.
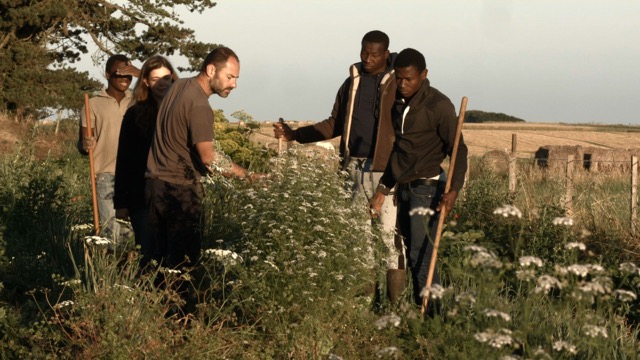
[386,269,406,304]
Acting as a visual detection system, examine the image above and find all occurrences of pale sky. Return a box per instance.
[79,1,640,124]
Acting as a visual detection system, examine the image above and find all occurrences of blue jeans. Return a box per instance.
[396,181,444,305]
[96,173,120,244]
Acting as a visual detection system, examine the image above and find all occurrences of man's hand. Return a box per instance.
[115,61,141,78]
[273,121,296,142]
[82,136,96,152]
[369,191,386,219]
[115,208,130,221]
[436,190,458,219]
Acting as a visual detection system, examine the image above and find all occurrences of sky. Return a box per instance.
[79,1,640,124]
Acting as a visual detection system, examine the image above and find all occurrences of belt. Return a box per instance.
[402,178,440,188]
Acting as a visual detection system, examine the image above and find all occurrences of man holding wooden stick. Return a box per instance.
[273,30,404,302]
[370,48,468,308]
[81,54,139,245]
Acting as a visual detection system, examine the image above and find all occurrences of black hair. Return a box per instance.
[394,48,427,73]
[361,30,389,51]
[201,47,239,73]
[105,54,130,73]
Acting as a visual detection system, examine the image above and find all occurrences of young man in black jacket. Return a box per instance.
[370,48,468,306]
[274,31,406,302]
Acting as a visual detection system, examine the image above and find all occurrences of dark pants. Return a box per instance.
[145,178,204,269]
[129,206,154,268]
[397,181,444,305]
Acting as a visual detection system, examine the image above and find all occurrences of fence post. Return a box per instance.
[564,155,574,212]
[631,156,638,234]
[508,154,517,194]
[511,133,517,154]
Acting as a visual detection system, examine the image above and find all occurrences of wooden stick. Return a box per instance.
[84,93,100,235]
[421,96,467,316]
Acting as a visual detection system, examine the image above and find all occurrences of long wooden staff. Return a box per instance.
[421,96,468,316]
[84,93,100,235]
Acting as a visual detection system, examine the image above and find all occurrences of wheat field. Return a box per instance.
[254,122,640,157]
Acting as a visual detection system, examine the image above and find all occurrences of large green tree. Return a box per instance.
[0,0,218,119]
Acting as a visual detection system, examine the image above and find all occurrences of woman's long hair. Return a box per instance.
[133,55,178,135]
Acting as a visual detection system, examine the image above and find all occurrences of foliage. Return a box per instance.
[0,0,219,118]
[1,128,639,358]
[466,110,526,123]
[214,111,276,172]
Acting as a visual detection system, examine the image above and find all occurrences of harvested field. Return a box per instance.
[255,122,640,158]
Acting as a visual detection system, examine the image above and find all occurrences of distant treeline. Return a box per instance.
[465,110,525,123]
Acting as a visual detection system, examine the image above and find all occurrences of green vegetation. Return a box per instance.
[466,110,526,123]
[1,118,639,358]
[0,0,218,119]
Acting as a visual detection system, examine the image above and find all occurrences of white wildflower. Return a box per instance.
[567,264,589,277]
[553,340,577,355]
[113,284,133,292]
[483,309,511,322]
[53,300,74,309]
[317,250,327,258]
[613,289,637,302]
[519,256,544,268]
[61,279,82,287]
[493,204,522,218]
[376,347,400,358]
[84,236,112,246]
[71,223,93,232]
[455,292,476,305]
[552,217,574,226]
[619,262,640,275]
[516,269,536,281]
[565,242,586,251]
[579,279,611,295]
[586,264,605,273]
[264,260,279,272]
[533,347,552,359]
[159,267,181,274]
[554,264,569,276]
[374,313,401,330]
[474,328,514,349]
[583,324,608,338]
[464,245,488,253]
[534,275,563,294]
[422,284,447,300]
[470,250,503,268]
[409,207,435,216]
[204,248,243,266]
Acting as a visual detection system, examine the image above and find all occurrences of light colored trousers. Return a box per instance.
[348,158,403,270]
[96,173,132,245]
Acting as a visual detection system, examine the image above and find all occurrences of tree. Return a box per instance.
[0,0,219,119]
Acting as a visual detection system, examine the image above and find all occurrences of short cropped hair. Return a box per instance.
[201,47,239,72]
[394,48,427,73]
[105,54,130,73]
[361,30,389,51]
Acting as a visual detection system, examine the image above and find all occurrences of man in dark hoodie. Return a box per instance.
[370,48,468,307]
[274,30,405,301]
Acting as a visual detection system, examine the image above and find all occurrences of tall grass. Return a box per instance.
[0,140,639,359]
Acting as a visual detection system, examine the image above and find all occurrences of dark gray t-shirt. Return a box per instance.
[146,77,214,185]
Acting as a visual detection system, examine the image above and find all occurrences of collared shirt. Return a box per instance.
[81,89,134,174]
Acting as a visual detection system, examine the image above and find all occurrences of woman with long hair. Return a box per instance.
[114,55,178,267]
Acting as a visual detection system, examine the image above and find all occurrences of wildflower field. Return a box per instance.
[0,121,639,359]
